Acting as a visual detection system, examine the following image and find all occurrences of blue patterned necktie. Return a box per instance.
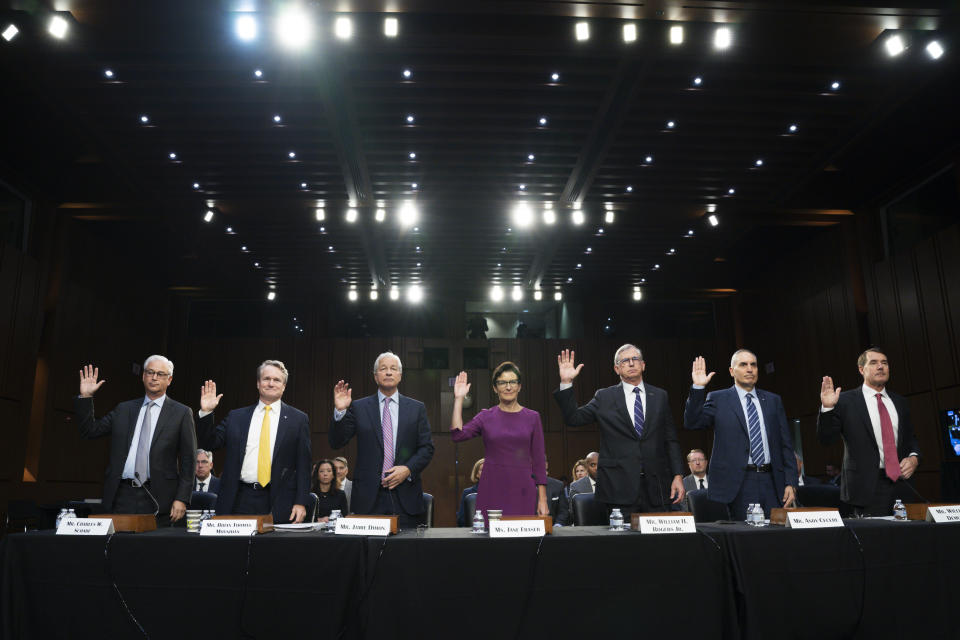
[632,387,645,438]
[745,393,765,464]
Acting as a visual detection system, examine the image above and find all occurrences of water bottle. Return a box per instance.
[893,499,907,521]
[745,504,756,525]
[609,508,624,530]
[472,509,485,533]
[67,508,78,520]
[753,503,766,527]
[55,508,68,529]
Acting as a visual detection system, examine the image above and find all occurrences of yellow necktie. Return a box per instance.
[257,405,272,486]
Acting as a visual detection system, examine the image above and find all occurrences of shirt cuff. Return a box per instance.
[819,406,834,413]
[559,382,573,391]
[692,384,705,389]
[198,409,212,418]
[333,409,346,421]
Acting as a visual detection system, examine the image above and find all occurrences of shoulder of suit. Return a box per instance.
[281,403,308,418]
[644,382,665,395]
[399,395,426,409]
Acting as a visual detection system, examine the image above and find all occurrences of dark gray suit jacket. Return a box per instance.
[75,395,197,515]
[566,475,594,524]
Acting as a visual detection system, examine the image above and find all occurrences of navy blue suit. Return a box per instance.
[684,385,797,511]
[196,475,221,493]
[197,403,311,524]
[329,393,434,518]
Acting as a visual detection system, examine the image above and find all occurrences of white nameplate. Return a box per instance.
[786,510,844,528]
[926,505,960,523]
[488,520,546,538]
[335,517,392,536]
[200,519,258,536]
[56,518,115,535]
[637,515,696,534]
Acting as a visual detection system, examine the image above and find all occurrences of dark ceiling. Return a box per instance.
[1,1,958,307]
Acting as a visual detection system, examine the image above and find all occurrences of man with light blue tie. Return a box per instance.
[684,350,797,520]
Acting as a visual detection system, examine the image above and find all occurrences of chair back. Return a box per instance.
[796,484,848,516]
[685,489,730,522]
[572,493,607,526]
[464,492,478,525]
[422,492,434,527]
[189,491,218,510]
[305,492,318,522]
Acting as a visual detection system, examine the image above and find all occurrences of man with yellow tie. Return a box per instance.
[197,360,311,523]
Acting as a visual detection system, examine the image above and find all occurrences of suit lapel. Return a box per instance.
[367,396,384,453]
[237,405,256,460]
[150,399,172,448]
[853,391,880,456]
[272,403,291,466]
[726,387,749,437]
[612,385,636,437]
[641,387,658,439]
[126,400,141,450]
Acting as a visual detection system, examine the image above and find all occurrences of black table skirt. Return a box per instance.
[2,520,957,640]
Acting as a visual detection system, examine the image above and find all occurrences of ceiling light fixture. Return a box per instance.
[276,7,313,49]
[884,34,905,57]
[575,22,590,41]
[48,15,68,39]
[2,24,19,42]
[714,27,732,50]
[669,25,684,45]
[623,23,637,43]
[384,17,399,37]
[334,16,352,40]
[235,14,258,41]
[926,40,944,60]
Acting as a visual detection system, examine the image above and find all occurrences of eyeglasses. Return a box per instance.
[494,379,520,388]
[617,356,642,365]
[144,369,170,379]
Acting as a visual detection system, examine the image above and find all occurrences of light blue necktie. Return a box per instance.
[745,393,765,464]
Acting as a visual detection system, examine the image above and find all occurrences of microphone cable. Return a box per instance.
[103,532,149,638]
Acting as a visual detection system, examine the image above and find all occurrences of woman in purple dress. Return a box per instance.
[450,362,549,519]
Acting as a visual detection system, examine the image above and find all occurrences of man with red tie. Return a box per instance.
[818,348,921,516]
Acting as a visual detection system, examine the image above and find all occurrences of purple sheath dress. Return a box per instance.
[451,406,547,518]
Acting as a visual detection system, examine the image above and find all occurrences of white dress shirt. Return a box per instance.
[122,394,167,480]
[734,385,771,465]
[195,476,213,491]
[241,400,281,483]
[693,474,708,490]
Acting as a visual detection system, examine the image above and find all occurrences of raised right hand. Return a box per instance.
[79,364,105,397]
[691,356,716,386]
[557,349,584,384]
[200,380,223,412]
[333,380,353,411]
[453,371,471,399]
[820,376,841,408]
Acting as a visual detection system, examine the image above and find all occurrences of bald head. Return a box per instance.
[585,452,598,479]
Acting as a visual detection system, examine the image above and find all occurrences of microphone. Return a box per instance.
[134,472,160,517]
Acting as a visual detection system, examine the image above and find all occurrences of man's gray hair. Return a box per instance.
[257,359,289,384]
[143,355,174,376]
[197,449,213,464]
[729,349,757,368]
[613,344,643,366]
[373,351,403,373]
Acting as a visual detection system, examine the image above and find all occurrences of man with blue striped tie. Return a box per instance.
[684,350,798,520]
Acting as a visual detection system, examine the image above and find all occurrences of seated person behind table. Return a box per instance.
[457,458,484,526]
[311,459,348,523]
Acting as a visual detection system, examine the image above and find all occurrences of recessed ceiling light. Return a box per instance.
[576,263,582,269]
[527,153,535,161]
[193,182,200,190]
[226,226,234,233]
[626,186,633,193]
[300,182,308,189]
[728,187,736,194]
[714,27,732,50]
[534,290,543,301]
[276,7,313,49]
[755,159,764,167]
[708,214,719,226]
[543,208,556,225]
[667,248,676,255]
[687,229,694,236]
[103,69,114,79]
[788,123,798,133]
[575,22,590,41]
[830,80,840,90]
[513,202,534,227]
[288,151,296,159]
[409,152,417,160]
[273,114,282,123]
[491,285,504,302]
[645,155,653,163]
[168,152,177,160]
[623,23,637,43]
[334,17,352,40]
[370,289,379,301]
[384,17,399,37]
[572,210,585,225]
[551,72,560,82]
[389,286,400,300]
[693,76,702,86]
[884,34,905,57]
[554,291,563,301]
[538,116,548,126]
[605,211,614,223]
[2,24,19,42]
[267,291,276,301]
[669,25,684,45]
[567,277,573,283]
[316,208,325,221]
[235,14,258,41]
[707,203,717,212]
[406,114,415,124]
[48,15,68,39]
[398,200,418,227]
[585,247,592,253]
[511,286,523,301]
[348,289,358,301]
[346,208,358,223]
[408,285,424,303]
[375,208,386,222]
[241,245,249,252]
[253,69,263,78]
[632,288,643,301]
[653,264,660,270]
[518,184,526,191]
[203,210,214,223]
[926,40,944,60]
[411,182,418,190]
[140,115,149,124]
[402,68,412,79]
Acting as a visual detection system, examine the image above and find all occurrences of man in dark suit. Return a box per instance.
[75,357,196,525]
[818,347,920,516]
[197,360,311,524]
[684,351,798,520]
[194,449,221,493]
[554,346,685,520]
[330,351,435,529]
[544,459,569,525]
[683,449,709,493]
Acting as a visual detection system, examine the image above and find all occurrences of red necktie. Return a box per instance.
[876,394,901,482]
